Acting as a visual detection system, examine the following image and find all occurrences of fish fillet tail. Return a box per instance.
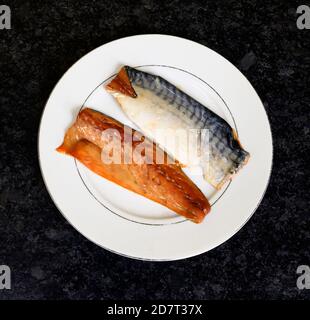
[56,144,66,154]
[106,66,137,98]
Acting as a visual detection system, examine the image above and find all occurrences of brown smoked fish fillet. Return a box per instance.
[56,108,210,223]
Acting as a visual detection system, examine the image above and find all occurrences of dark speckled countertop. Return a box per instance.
[0,0,309,300]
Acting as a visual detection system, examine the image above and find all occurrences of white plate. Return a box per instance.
[38,35,272,261]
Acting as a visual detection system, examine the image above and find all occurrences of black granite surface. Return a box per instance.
[0,0,309,300]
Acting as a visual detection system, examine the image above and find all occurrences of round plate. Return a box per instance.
[38,35,272,261]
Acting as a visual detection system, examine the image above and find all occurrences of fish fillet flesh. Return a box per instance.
[106,66,250,189]
[56,108,211,223]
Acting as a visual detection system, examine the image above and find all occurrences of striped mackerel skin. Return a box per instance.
[107,66,250,189]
